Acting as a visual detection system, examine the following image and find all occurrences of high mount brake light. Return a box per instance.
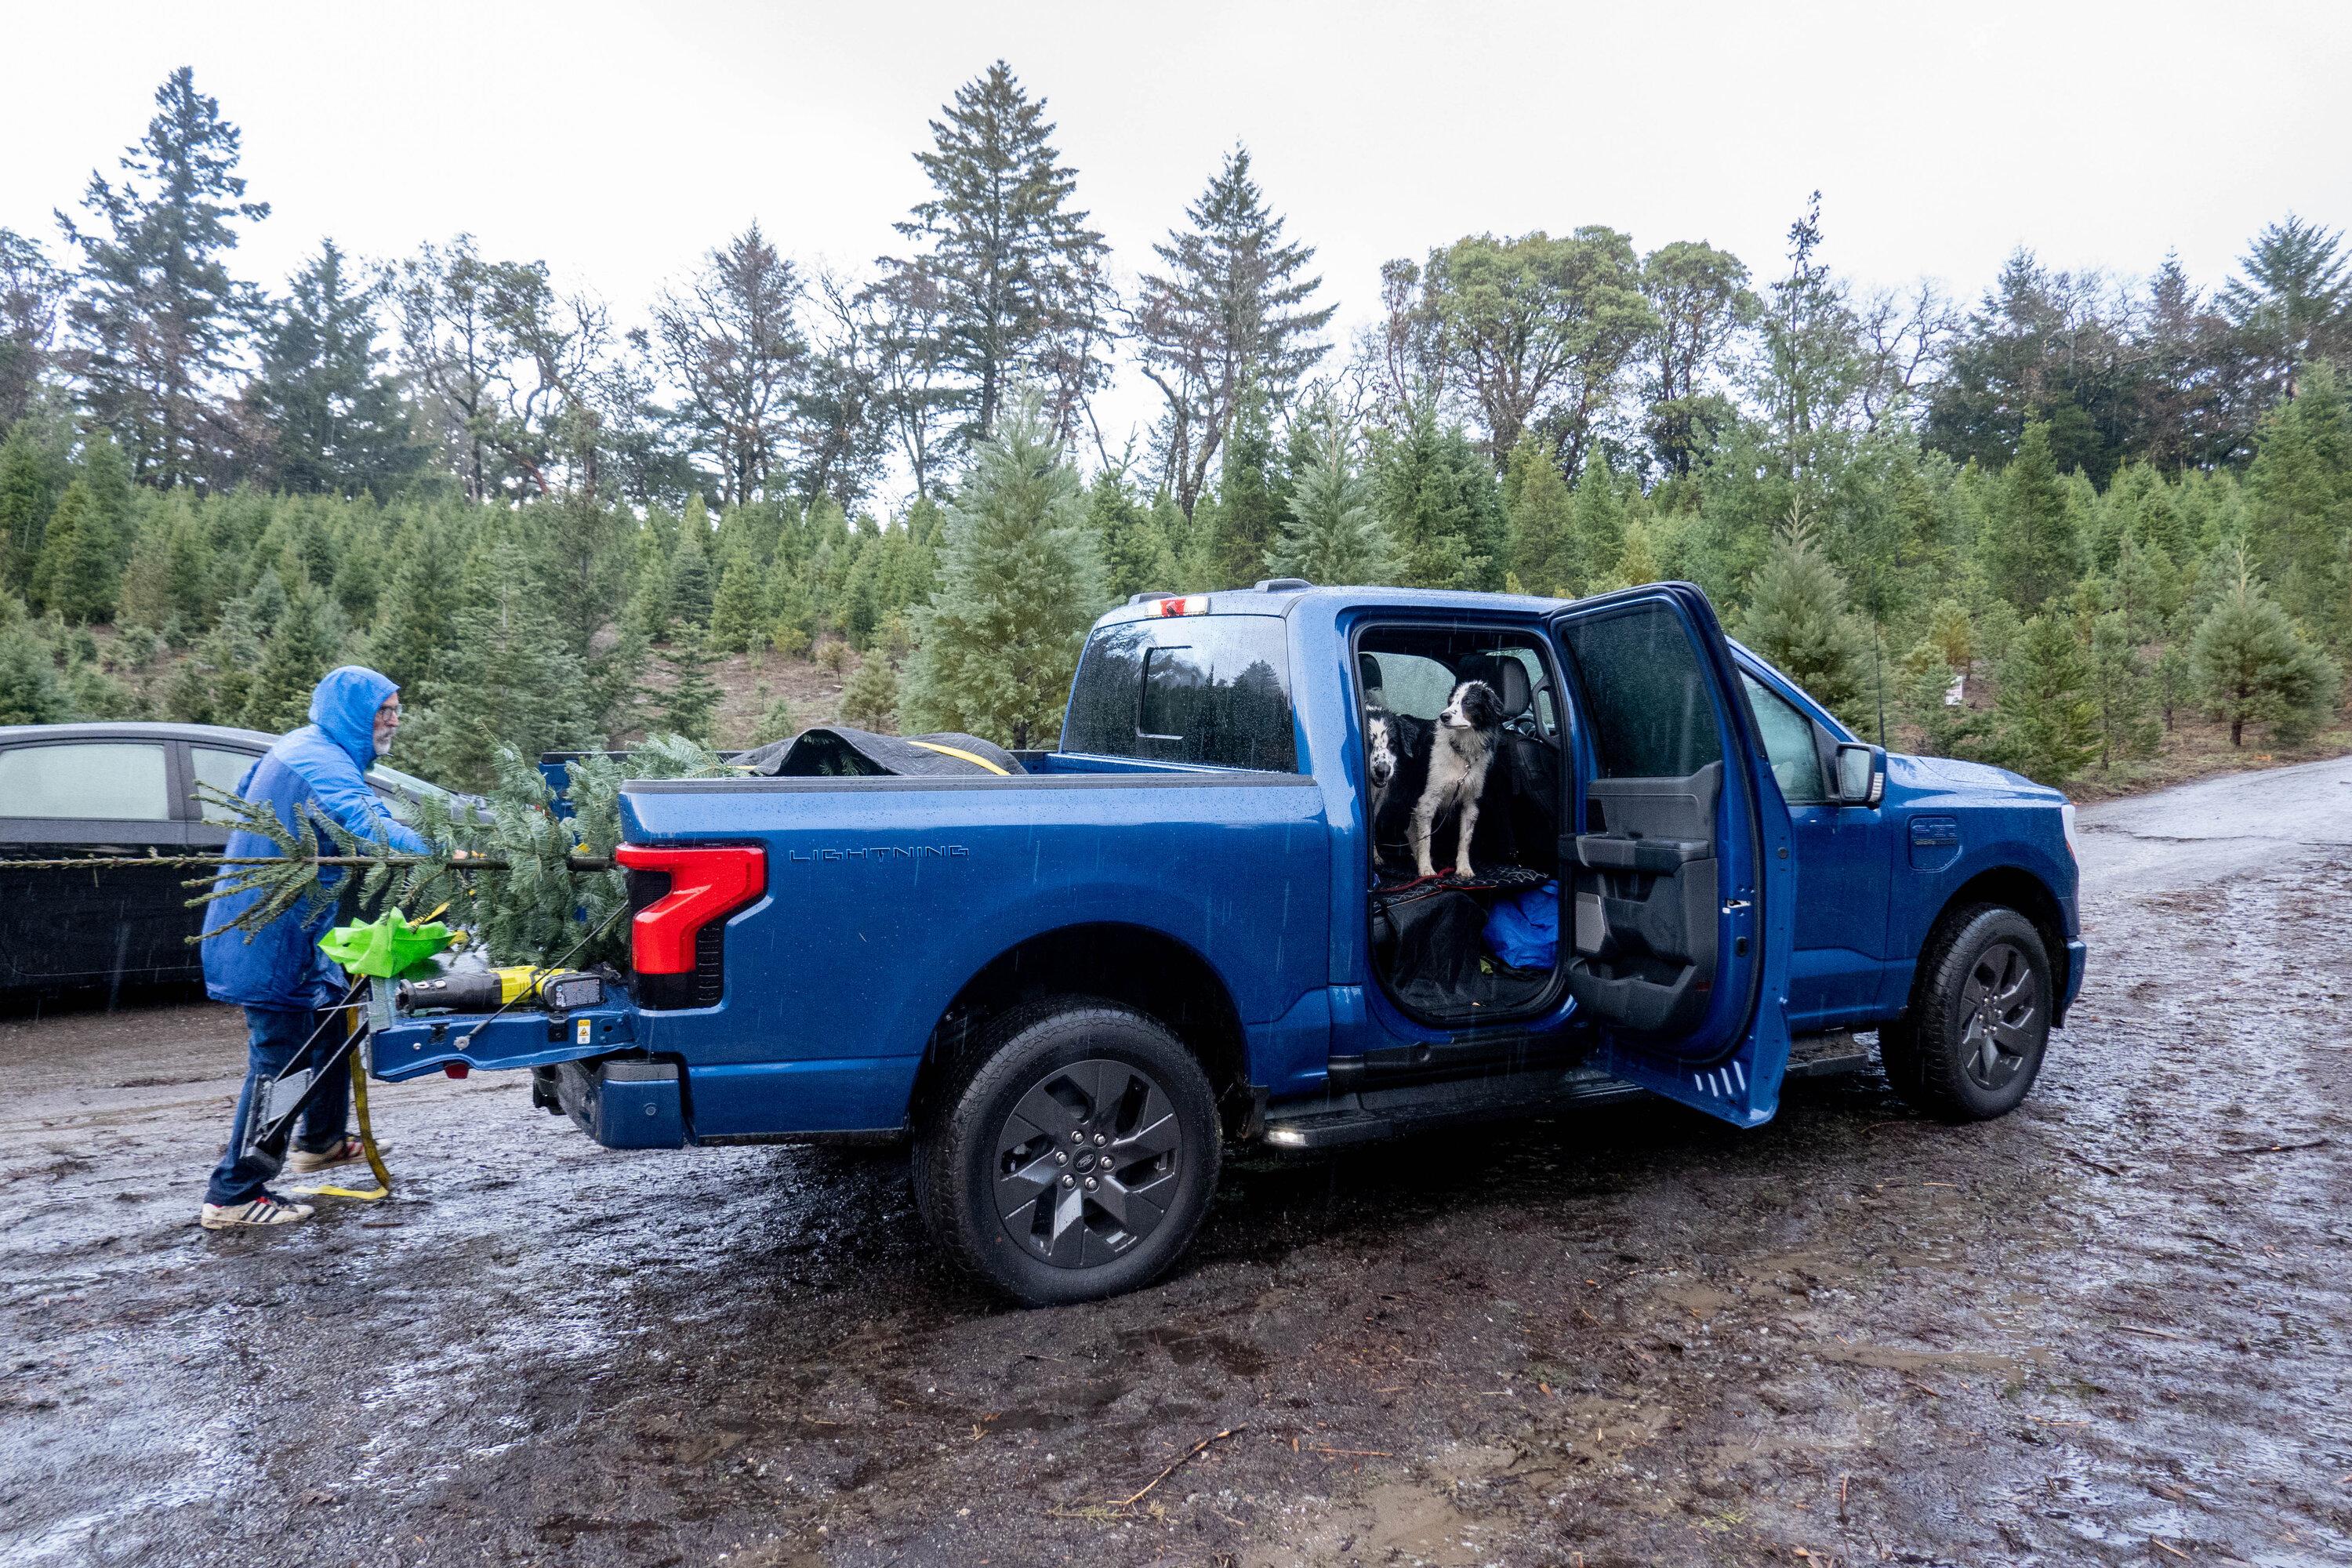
[614,844,766,975]
[1153,594,1210,617]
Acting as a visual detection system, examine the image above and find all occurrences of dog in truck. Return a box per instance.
[1410,679,1503,879]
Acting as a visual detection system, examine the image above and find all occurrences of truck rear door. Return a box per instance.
[1548,584,1797,1127]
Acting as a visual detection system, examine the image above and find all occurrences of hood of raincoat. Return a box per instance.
[309,666,399,769]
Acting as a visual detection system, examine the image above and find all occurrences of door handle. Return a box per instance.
[1722,898,1751,913]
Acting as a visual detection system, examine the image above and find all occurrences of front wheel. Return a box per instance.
[1880,905,2053,1121]
[913,999,1220,1305]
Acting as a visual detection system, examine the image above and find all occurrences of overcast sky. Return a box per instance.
[7,0,2348,478]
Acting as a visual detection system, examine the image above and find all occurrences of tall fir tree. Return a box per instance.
[839,649,902,732]
[372,521,464,692]
[1994,613,2100,786]
[415,533,590,788]
[1566,455,1628,593]
[31,481,118,623]
[1979,421,2086,612]
[669,495,716,627]
[59,69,269,486]
[1085,470,1178,603]
[2085,610,2159,770]
[891,62,1110,447]
[2242,360,2351,646]
[0,604,68,723]
[241,579,341,731]
[1203,387,1281,587]
[708,541,769,654]
[1372,408,1501,591]
[1501,434,1574,596]
[901,398,1105,747]
[0,420,61,593]
[245,240,421,496]
[655,621,720,742]
[1733,502,1868,722]
[1268,408,1391,584]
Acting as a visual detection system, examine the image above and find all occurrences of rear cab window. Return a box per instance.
[1063,615,1298,771]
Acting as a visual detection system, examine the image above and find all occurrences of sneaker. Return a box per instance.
[286,1137,365,1175]
[199,1193,316,1229]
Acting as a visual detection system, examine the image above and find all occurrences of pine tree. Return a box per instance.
[245,240,421,495]
[2243,360,2351,644]
[1566,456,1628,592]
[669,496,715,627]
[1086,470,1179,602]
[2188,561,2339,746]
[1979,421,2086,612]
[754,688,797,744]
[416,533,591,789]
[60,69,269,486]
[901,398,1105,747]
[656,621,720,742]
[892,61,1110,446]
[708,542,769,654]
[1896,643,1983,759]
[242,579,341,731]
[2085,610,2159,769]
[31,481,119,623]
[1732,501,1868,721]
[0,597,67,723]
[1994,613,2100,786]
[1204,387,1281,587]
[840,651,901,732]
[0,421,60,595]
[1501,434,1574,596]
[372,521,464,692]
[1269,410,1392,584]
[1372,409,1499,590]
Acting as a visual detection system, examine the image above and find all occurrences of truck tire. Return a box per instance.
[1879,904,2053,1121]
[913,998,1220,1306]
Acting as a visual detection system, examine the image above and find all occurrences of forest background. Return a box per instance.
[2,64,2348,794]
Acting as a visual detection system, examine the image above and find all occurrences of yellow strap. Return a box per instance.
[285,1010,391,1202]
[906,739,1010,775]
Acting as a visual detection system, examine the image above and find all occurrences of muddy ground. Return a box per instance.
[4,758,2349,1568]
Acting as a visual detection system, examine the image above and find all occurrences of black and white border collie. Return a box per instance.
[1410,679,1503,878]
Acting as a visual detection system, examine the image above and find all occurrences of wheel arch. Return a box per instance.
[1915,866,2073,1024]
[910,921,1254,1135]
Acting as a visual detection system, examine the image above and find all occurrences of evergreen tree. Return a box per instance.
[1371,409,1501,590]
[2085,610,2159,769]
[2242,360,2351,644]
[2188,561,2339,746]
[1085,470,1178,602]
[655,621,720,742]
[708,542,769,654]
[1566,455,1628,593]
[1994,613,2100,786]
[59,69,269,485]
[0,421,60,593]
[416,533,590,788]
[669,496,715,627]
[1732,503,1868,722]
[1269,409,1391,584]
[1896,643,1984,759]
[31,481,119,623]
[1501,434,1574,596]
[1979,421,2086,612]
[0,597,67,723]
[1133,147,1334,517]
[901,398,1105,747]
[891,62,1110,446]
[754,688,797,744]
[245,240,421,495]
[372,521,464,692]
[242,579,341,731]
[840,650,901,731]
[1203,387,1281,587]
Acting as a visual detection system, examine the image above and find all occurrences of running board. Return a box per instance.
[1261,1062,1643,1149]
[1783,1029,1873,1079]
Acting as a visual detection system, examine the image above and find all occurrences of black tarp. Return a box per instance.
[737,727,1026,779]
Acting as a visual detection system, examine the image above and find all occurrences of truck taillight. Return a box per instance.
[612,844,766,975]
[1154,593,1210,617]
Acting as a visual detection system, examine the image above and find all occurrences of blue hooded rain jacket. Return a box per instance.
[201,666,432,1010]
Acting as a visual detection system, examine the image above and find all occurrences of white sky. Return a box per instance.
[7,0,2349,491]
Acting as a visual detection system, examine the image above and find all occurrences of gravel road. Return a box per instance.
[4,757,2348,1567]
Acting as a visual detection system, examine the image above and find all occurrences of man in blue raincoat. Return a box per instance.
[198,666,430,1229]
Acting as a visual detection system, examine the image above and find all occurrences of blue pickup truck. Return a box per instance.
[372,581,2083,1304]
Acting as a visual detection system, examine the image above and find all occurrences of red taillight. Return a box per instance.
[613,844,767,975]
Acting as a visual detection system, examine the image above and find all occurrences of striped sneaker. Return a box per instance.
[199,1192,315,1229]
[287,1137,365,1175]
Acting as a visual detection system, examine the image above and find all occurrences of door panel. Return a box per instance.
[1548,585,1796,1127]
[0,741,191,990]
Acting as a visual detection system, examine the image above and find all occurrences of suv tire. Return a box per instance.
[913,998,1219,1305]
[1880,904,2053,1121]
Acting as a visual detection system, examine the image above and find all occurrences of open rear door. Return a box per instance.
[1548,584,1795,1127]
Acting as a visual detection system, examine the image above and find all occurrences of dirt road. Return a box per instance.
[5,758,2349,1567]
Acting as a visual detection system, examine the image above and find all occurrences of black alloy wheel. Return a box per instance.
[1880,904,2054,1121]
[915,1000,1219,1305]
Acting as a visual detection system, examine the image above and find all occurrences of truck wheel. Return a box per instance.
[914,999,1220,1306]
[1880,905,2053,1121]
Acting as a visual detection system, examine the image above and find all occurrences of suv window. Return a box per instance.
[0,742,171,821]
[1740,673,1825,804]
[1064,615,1297,771]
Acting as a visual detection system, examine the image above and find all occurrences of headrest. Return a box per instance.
[1491,657,1532,717]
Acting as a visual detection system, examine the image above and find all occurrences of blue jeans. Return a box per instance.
[205,1006,351,1207]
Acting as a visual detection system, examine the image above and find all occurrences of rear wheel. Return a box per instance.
[1880,905,2053,1121]
[913,999,1219,1305]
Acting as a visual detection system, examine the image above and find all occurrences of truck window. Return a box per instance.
[1064,615,1298,771]
[1740,673,1826,804]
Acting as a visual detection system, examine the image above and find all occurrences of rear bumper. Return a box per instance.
[554,1057,687,1149]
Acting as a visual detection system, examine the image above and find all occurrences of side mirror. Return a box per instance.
[1832,742,1886,808]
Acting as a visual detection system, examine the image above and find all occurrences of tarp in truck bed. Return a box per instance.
[736,728,1026,779]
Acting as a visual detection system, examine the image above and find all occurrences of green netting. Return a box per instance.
[318,909,456,979]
